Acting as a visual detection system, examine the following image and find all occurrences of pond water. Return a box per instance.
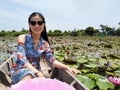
[0,52,13,65]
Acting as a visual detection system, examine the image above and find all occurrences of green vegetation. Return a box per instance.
[1,23,120,89]
[50,36,120,90]
[0,28,29,37]
[0,35,120,89]
[1,24,120,37]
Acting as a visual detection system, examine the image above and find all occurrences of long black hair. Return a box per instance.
[28,12,50,44]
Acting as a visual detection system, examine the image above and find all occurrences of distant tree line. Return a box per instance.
[0,24,120,37]
[0,28,29,37]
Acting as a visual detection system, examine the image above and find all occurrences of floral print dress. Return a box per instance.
[11,34,55,84]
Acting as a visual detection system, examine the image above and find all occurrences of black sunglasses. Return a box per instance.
[29,21,44,26]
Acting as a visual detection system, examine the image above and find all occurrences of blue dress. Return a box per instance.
[11,34,55,84]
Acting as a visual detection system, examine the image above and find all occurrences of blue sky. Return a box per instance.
[0,0,120,31]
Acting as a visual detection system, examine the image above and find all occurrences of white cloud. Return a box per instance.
[0,0,120,31]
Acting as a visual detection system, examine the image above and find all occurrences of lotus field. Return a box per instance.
[0,36,120,90]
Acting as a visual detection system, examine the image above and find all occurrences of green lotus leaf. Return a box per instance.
[54,51,59,56]
[111,63,120,70]
[87,58,97,62]
[86,73,101,80]
[80,69,91,73]
[114,59,120,64]
[77,59,88,64]
[76,58,88,64]
[105,71,114,76]
[96,78,115,90]
[55,55,64,61]
[67,64,79,69]
[98,58,107,66]
[84,63,99,69]
[76,75,96,90]
[114,70,120,77]
[78,55,87,59]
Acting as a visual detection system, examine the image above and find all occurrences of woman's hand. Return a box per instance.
[35,71,44,78]
[52,60,78,76]
[66,67,77,76]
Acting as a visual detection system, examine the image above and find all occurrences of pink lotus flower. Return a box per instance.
[9,78,75,90]
[108,76,120,85]
[66,50,70,54]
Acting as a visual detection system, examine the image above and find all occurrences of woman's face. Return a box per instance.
[29,15,44,35]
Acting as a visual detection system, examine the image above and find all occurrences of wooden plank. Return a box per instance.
[0,54,16,74]
[0,54,16,87]
[0,83,9,90]
[51,68,89,90]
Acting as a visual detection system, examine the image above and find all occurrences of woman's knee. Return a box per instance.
[21,74,33,81]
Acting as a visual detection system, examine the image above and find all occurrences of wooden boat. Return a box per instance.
[0,53,89,90]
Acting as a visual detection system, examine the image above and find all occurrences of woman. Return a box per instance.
[11,12,77,84]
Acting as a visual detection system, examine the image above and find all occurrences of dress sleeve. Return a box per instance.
[15,42,28,67]
[43,46,56,64]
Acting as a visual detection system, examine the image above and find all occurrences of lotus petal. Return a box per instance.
[9,78,75,90]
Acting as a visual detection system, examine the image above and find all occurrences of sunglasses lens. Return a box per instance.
[30,21,43,26]
[38,21,43,25]
[30,21,36,26]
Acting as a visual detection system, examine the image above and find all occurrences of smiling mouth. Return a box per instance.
[35,30,40,32]
[34,28,40,31]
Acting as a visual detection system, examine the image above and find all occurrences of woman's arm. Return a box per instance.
[17,34,44,77]
[43,41,77,76]
[52,60,77,76]
[25,63,44,77]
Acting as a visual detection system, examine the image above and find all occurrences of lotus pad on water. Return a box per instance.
[9,78,76,90]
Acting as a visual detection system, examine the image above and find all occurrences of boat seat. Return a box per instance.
[39,56,53,78]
